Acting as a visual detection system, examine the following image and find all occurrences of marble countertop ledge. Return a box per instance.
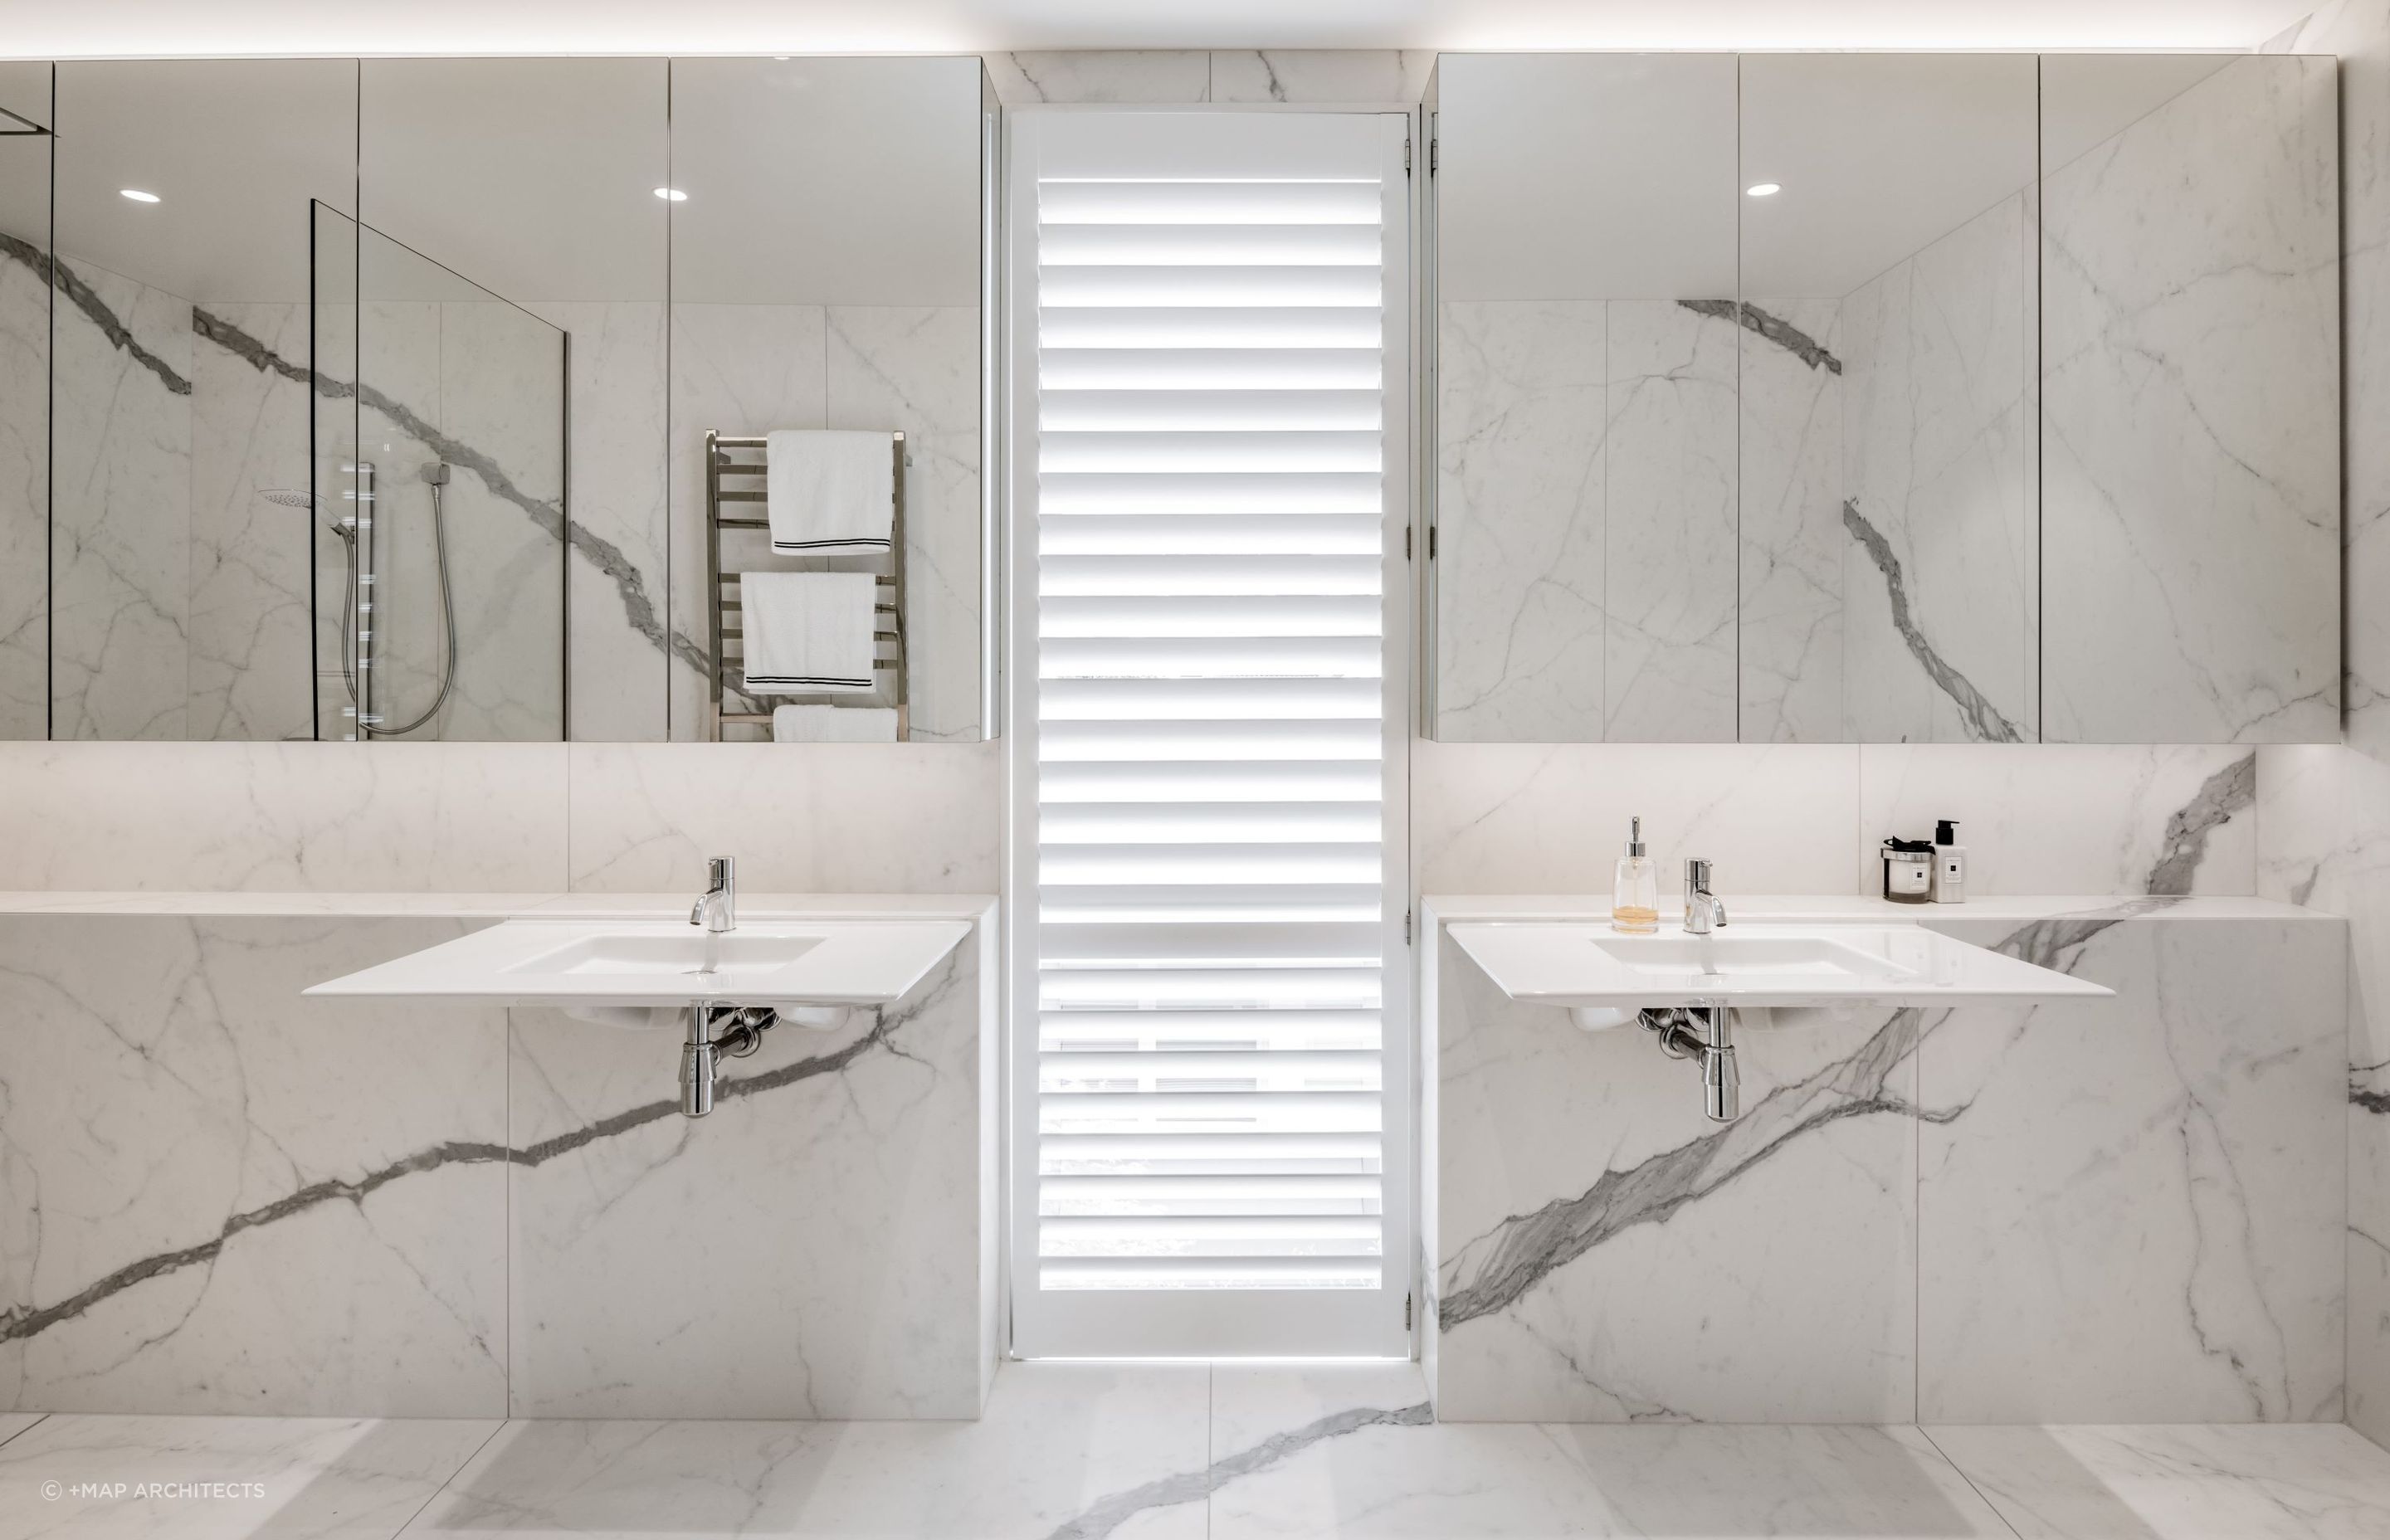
[0,891,997,920]
[1422,894,2329,924]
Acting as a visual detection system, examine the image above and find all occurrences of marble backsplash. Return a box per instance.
[1430,899,2348,1424]
[0,903,998,1419]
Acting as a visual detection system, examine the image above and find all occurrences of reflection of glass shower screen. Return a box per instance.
[309,200,568,743]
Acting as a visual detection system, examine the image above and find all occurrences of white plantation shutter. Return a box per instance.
[1008,110,1413,1357]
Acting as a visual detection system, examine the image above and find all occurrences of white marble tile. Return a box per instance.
[1926,1423,2390,1539]
[1207,51,1434,104]
[1433,300,1606,741]
[1602,300,1739,743]
[528,300,670,743]
[188,302,315,744]
[2041,55,2339,743]
[0,916,510,1416]
[1860,743,2257,897]
[0,1411,41,1445]
[828,305,982,742]
[0,741,570,891]
[408,1363,1206,1538]
[0,1413,497,1540]
[1209,1365,1622,1538]
[1841,193,2037,745]
[2256,740,2390,1443]
[1915,909,2348,1422]
[1434,932,1918,1422]
[1410,740,1861,897]
[1552,1424,2015,1538]
[48,257,193,742]
[981,51,1210,105]
[1736,295,1844,744]
[398,297,566,743]
[666,303,827,739]
[0,225,50,741]
[505,925,992,1417]
[563,741,1000,894]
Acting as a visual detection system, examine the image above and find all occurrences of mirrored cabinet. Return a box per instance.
[0,54,996,743]
[1427,51,2340,744]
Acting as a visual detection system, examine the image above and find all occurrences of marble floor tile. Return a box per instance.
[401,1362,1207,1540]
[1553,1424,2016,1539]
[0,1414,499,1540]
[1208,1364,1622,1538]
[1925,1423,2390,1539]
[0,1411,43,1446]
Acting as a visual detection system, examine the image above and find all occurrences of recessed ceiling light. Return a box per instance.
[118,188,160,203]
[653,187,688,202]
[1745,182,1782,197]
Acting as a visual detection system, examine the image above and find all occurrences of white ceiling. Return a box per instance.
[0,0,2320,57]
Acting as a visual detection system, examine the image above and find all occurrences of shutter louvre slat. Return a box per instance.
[1034,171,1390,1294]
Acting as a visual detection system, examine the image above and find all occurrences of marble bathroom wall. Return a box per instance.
[335,287,568,743]
[668,303,982,743]
[1429,898,2347,1423]
[1736,295,1843,743]
[1432,299,1737,743]
[0,913,512,1415]
[0,899,999,1419]
[188,301,313,743]
[1837,193,2037,746]
[47,256,193,741]
[0,151,46,742]
[980,51,1432,106]
[530,300,671,743]
[1410,739,2258,901]
[2041,53,2339,743]
[0,739,1005,894]
[2252,0,2390,1454]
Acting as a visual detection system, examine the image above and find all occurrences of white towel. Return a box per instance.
[738,571,879,694]
[773,704,900,743]
[766,429,895,554]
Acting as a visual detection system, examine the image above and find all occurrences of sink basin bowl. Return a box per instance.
[505,931,825,982]
[1448,920,2114,1013]
[1587,933,1919,984]
[306,916,971,1016]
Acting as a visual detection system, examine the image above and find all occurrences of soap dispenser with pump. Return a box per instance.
[1933,819,1967,904]
[1612,816,1659,933]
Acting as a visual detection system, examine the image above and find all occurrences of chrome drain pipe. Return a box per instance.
[1639,1003,1739,1122]
[680,1002,778,1117]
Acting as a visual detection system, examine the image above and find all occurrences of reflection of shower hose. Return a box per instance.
[341,462,458,738]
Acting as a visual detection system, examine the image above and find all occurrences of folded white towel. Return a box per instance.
[772,704,900,743]
[738,571,879,694]
[766,429,895,554]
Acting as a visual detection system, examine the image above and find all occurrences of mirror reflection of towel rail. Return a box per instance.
[703,428,909,741]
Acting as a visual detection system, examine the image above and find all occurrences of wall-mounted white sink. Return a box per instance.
[306,916,971,1016]
[1449,920,2114,1016]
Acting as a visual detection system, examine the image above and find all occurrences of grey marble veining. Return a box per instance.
[0,907,995,1419]
[1433,900,2346,1425]
[0,225,46,740]
[2041,53,2339,743]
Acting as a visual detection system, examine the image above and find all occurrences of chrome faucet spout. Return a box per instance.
[690,856,737,933]
[1683,858,1727,935]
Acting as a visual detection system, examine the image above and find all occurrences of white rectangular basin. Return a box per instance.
[1448,920,2114,1011]
[306,916,971,1011]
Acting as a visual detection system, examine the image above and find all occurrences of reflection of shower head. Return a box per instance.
[258,487,320,509]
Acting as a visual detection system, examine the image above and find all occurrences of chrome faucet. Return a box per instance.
[690,856,736,933]
[1684,858,1727,934]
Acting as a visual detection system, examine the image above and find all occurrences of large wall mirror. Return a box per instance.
[0,53,995,743]
[1429,51,2339,745]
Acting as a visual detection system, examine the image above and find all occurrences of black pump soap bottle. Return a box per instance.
[1932,819,1966,904]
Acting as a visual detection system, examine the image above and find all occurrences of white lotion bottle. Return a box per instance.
[1932,818,1967,904]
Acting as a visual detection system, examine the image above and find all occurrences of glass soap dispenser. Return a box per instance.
[1612,816,1659,934]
